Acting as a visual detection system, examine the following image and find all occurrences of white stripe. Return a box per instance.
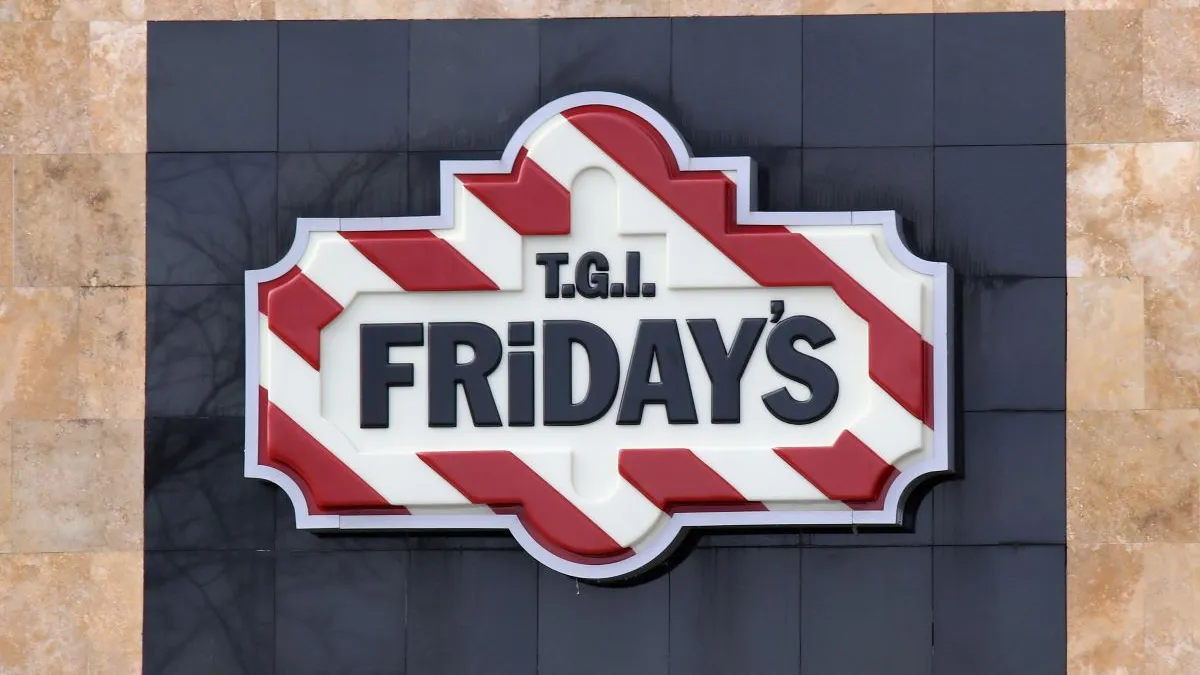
[848,384,925,466]
[785,225,926,334]
[690,448,832,503]
[297,232,402,306]
[527,112,929,333]
[261,316,471,507]
[432,182,524,290]
[524,114,757,290]
[511,449,665,549]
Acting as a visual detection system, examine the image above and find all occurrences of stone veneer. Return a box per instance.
[0,0,1188,672]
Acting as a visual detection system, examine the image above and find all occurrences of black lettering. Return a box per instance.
[359,323,423,429]
[688,318,766,424]
[536,252,569,299]
[576,251,609,299]
[618,319,698,425]
[626,252,641,297]
[508,352,535,427]
[543,320,620,425]
[428,322,503,428]
[761,316,839,425]
[507,321,535,427]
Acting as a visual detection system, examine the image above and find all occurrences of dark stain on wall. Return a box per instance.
[145,13,1066,675]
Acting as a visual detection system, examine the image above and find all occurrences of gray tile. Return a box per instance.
[407,550,538,675]
[801,547,932,675]
[144,551,274,675]
[934,412,1065,545]
[148,22,277,152]
[961,278,1066,411]
[147,153,277,285]
[279,21,409,152]
[671,17,805,150]
[541,18,672,109]
[276,152,409,262]
[933,546,1066,675]
[538,569,670,675]
[275,551,409,675]
[802,147,935,261]
[146,285,244,418]
[669,548,801,675]
[935,12,1065,146]
[409,20,540,152]
[933,145,1066,278]
[803,14,934,147]
[145,417,275,552]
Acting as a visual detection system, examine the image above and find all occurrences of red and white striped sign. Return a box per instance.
[245,92,953,580]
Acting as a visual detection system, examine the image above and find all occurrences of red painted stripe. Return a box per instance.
[923,340,935,428]
[562,105,931,427]
[419,450,630,564]
[258,387,398,515]
[775,431,895,504]
[258,267,344,371]
[459,147,571,236]
[342,230,500,292]
[619,448,765,513]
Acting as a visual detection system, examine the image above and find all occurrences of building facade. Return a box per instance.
[0,2,1181,674]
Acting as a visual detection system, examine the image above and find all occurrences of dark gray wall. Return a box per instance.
[145,14,1067,675]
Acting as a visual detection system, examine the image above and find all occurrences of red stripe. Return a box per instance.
[562,105,931,427]
[342,230,499,291]
[258,387,398,515]
[419,450,630,564]
[619,448,765,513]
[459,147,571,236]
[259,267,344,370]
[775,431,895,504]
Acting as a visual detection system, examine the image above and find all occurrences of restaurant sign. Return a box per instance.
[245,92,954,580]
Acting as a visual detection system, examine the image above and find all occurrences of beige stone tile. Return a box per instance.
[670,0,802,14]
[591,0,671,14]
[145,0,272,19]
[1068,544,1147,675]
[0,0,15,19]
[0,553,91,674]
[78,287,143,420]
[16,0,143,19]
[1067,277,1146,410]
[1067,143,1200,278]
[11,420,141,553]
[86,553,142,675]
[1068,410,1200,544]
[1066,11,1145,144]
[0,423,9,553]
[0,288,79,421]
[14,154,145,288]
[275,0,409,17]
[79,286,144,420]
[89,22,146,155]
[0,157,12,288]
[1141,543,1200,675]
[1144,10,1200,141]
[1146,277,1200,408]
[1067,0,1150,7]
[0,23,90,154]
[934,0,1062,9]
[807,0,931,12]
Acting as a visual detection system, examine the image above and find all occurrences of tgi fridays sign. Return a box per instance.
[245,93,954,581]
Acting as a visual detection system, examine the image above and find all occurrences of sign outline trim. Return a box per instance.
[244,91,955,580]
